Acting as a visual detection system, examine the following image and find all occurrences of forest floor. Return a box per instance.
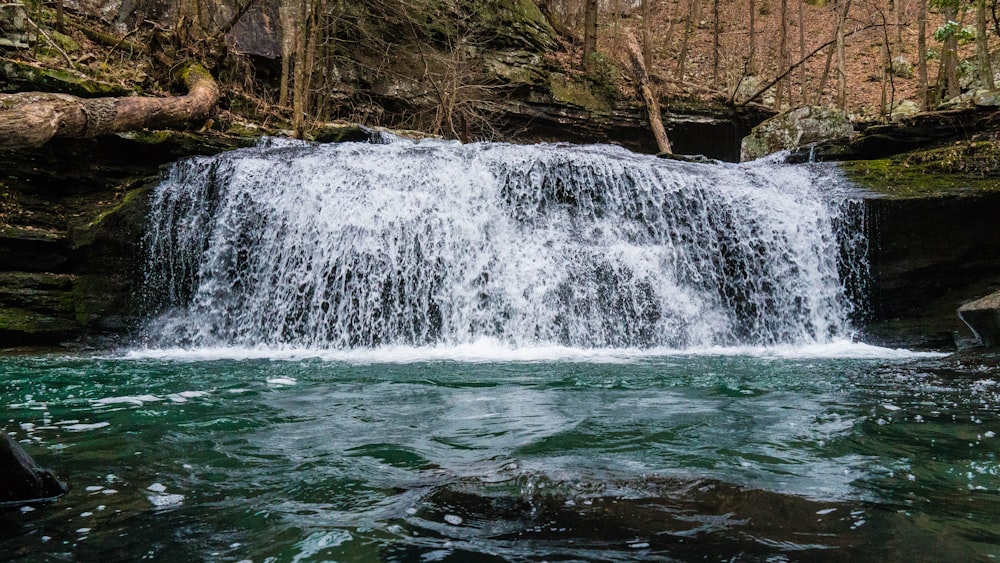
[583,0,983,121]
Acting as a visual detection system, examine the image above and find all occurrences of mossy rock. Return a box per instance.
[548,73,610,111]
[841,140,1000,198]
[740,105,854,161]
[0,57,131,97]
[0,306,78,337]
[0,272,78,342]
[472,0,558,51]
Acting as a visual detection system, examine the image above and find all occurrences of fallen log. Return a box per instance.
[0,63,219,149]
[625,32,672,155]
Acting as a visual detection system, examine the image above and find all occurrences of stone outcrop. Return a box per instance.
[0,132,254,347]
[1,433,67,505]
[787,106,1000,163]
[740,106,855,161]
[863,193,1000,349]
[958,292,1000,348]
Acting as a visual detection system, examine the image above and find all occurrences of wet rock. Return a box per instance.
[740,105,855,161]
[958,291,1000,348]
[0,132,253,348]
[0,433,67,505]
[850,107,1000,159]
[863,193,1000,350]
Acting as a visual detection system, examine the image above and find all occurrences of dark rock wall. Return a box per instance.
[0,133,251,348]
[3,132,997,350]
[864,193,1000,349]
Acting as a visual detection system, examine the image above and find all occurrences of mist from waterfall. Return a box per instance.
[142,137,867,351]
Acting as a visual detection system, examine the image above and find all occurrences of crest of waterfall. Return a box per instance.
[142,138,867,349]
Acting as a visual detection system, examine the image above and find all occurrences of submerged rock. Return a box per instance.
[958,291,1000,348]
[0,433,67,506]
[740,105,855,161]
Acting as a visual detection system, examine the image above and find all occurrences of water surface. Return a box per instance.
[3,348,998,561]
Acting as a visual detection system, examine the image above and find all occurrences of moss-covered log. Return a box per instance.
[0,63,219,149]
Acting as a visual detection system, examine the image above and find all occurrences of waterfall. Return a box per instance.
[142,137,866,350]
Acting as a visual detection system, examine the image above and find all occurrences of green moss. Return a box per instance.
[177,62,213,87]
[0,58,130,97]
[0,307,40,333]
[71,274,113,326]
[48,30,81,53]
[584,52,620,102]
[471,0,558,50]
[549,74,609,111]
[0,306,76,335]
[840,141,1000,198]
[117,130,175,145]
[71,185,151,250]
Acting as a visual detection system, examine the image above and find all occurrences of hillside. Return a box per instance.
[2,0,992,144]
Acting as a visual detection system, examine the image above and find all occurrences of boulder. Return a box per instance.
[958,291,1000,348]
[740,105,855,162]
[1,433,67,506]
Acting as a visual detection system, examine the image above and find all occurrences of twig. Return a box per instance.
[737,23,883,107]
[23,14,75,69]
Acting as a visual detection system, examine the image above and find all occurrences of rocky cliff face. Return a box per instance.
[0,133,251,347]
[4,131,998,351]
[863,193,1000,349]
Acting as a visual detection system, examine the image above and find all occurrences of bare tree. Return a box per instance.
[749,0,757,75]
[642,0,654,70]
[583,0,599,68]
[936,2,961,102]
[977,0,995,89]
[712,0,721,87]
[677,0,696,78]
[798,0,806,103]
[777,0,790,108]
[918,0,929,108]
[835,0,851,108]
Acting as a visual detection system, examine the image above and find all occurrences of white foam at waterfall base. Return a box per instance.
[142,138,869,352]
[122,340,945,363]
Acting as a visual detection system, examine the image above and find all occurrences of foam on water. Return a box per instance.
[121,339,944,364]
[142,138,870,353]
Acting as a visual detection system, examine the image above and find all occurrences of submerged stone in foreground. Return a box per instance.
[958,291,1000,348]
[1,433,67,506]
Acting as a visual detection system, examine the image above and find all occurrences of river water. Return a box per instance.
[2,139,998,561]
[3,348,999,561]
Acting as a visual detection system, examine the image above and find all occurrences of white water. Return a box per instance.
[143,138,868,352]
[123,340,944,364]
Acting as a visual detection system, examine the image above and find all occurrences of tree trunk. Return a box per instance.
[626,32,672,154]
[677,0,695,78]
[977,0,995,89]
[292,0,309,137]
[836,0,851,108]
[642,0,654,71]
[749,0,757,75]
[938,4,961,102]
[279,2,295,108]
[777,0,789,108]
[583,0,599,69]
[0,63,219,149]
[917,0,928,108]
[798,0,806,102]
[712,0,721,88]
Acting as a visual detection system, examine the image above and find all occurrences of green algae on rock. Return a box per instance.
[840,140,1000,198]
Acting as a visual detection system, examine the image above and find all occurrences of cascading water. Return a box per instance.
[142,137,866,350]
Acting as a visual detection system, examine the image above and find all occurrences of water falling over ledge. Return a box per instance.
[142,138,867,351]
